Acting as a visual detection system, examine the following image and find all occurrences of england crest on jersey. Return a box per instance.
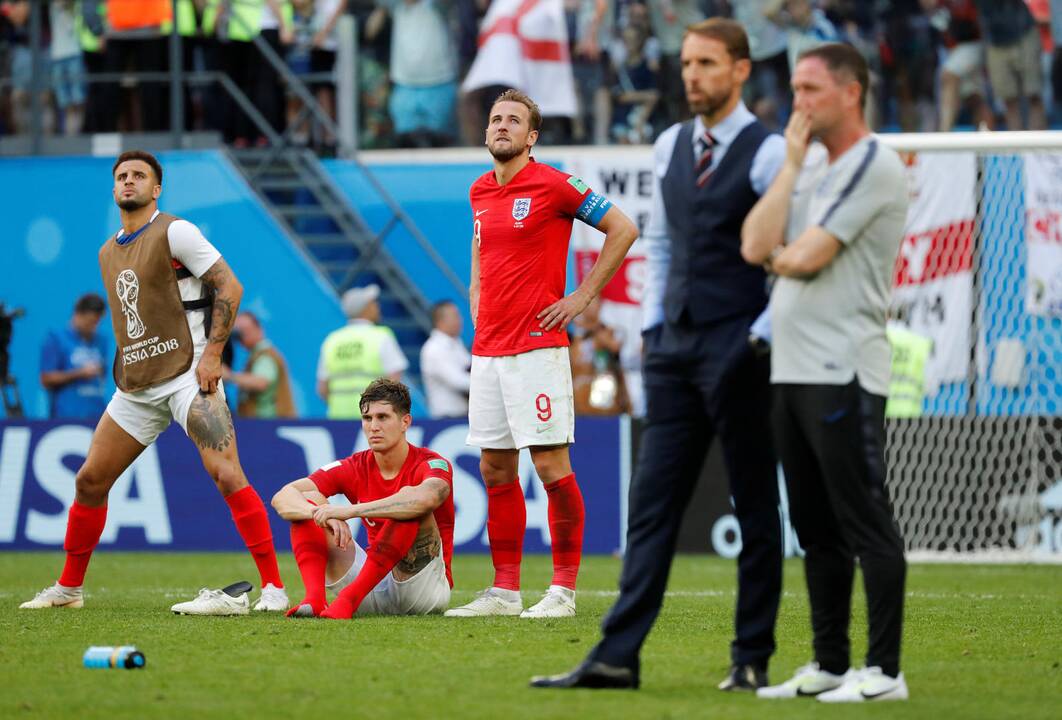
[512,197,532,221]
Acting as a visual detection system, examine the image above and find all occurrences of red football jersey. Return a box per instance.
[308,444,456,587]
[471,159,606,356]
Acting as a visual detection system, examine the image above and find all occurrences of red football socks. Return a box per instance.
[58,501,108,587]
[486,479,526,591]
[225,486,283,589]
[546,473,584,590]
[322,519,419,619]
[288,518,328,616]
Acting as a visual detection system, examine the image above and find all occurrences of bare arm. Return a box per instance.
[741,111,811,265]
[771,226,843,278]
[313,477,450,524]
[228,370,270,393]
[314,0,349,45]
[40,365,101,389]
[197,258,243,393]
[270,477,321,521]
[470,231,480,328]
[537,205,639,331]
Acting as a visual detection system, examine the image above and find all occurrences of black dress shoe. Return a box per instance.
[530,660,639,689]
[717,664,768,691]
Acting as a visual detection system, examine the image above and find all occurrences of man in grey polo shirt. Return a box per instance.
[741,43,909,703]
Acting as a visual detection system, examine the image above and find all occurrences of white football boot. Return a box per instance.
[19,583,84,609]
[816,666,909,703]
[520,585,576,618]
[171,587,250,616]
[252,583,289,612]
[757,662,849,699]
[444,587,523,617]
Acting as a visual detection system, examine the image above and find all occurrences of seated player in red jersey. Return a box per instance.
[271,378,455,619]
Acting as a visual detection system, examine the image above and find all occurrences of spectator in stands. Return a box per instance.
[766,0,840,74]
[419,299,471,418]
[607,17,661,144]
[78,0,108,133]
[50,1,86,135]
[286,0,315,143]
[317,284,409,419]
[39,293,108,420]
[976,0,1048,130]
[101,0,172,132]
[569,297,629,415]
[349,0,394,148]
[928,0,993,131]
[1050,0,1062,119]
[226,311,296,418]
[383,0,459,147]
[1026,0,1055,114]
[733,0,791,128]
[568,0,613,145]
[877,2,938,130]
[309,0,349,152]
[219,1,296,144]
[647,0,705,124]
[257,1,295,137]
[1,0,51,135]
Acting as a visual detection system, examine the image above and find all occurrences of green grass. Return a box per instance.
[1,553,1060,719]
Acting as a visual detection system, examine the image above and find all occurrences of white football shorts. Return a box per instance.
[326,541,451,616]
[466,346,575,450]
[106,363,226,447]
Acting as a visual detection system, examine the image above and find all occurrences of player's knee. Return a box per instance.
[530,454,571,483]
[479,457,514,487]
[74,465,110,503]
[210,460,246,495]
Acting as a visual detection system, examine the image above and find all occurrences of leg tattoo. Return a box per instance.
[186,392,235,452]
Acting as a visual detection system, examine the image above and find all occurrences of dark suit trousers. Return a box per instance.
[772,381,906,677]
[590,315,783,672]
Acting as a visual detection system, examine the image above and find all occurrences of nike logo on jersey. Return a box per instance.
[475,209,489,217]
[536,424,554,434]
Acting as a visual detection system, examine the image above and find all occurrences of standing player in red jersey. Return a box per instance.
[446,89,638,619]
[271,379,455,618]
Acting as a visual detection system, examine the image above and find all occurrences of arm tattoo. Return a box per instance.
[199,259,240,345]
[395,525,441,578]
[185,390,235,452]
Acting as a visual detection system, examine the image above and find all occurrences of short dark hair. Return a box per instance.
[797,42,869,111]
[430,300,456,326]
[685,18,750,62]
[74,293,105,315]
[113,150,163,184]
[491,88,542,131]
[359,378,412,417]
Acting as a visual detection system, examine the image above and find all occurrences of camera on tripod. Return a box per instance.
[0,302,26,417]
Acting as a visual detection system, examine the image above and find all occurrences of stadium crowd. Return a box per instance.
[3,0,1062,150]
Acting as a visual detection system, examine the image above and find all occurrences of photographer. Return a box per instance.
[39,293,108,420]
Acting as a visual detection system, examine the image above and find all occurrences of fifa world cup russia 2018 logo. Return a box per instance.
[116,269,146,339]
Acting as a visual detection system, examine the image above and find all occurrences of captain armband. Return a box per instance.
[575,192,613,227]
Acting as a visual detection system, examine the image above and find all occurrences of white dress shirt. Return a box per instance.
[641,102,786,330]
[419,329,472,418]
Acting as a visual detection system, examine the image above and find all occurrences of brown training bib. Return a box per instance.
[99,213,196,392]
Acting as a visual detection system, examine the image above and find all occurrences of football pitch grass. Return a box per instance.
[1,553,1059,719]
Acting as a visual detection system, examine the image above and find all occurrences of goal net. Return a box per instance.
[882,132,1062,562]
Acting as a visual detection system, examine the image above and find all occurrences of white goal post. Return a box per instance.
[880,131,1062,563]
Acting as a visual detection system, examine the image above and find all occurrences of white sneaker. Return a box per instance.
[444,587,523,617]
[520,585,576,618]
[816,666,909,703]
[756,662,848,699]
[171,587,250,616]
[252,583,289,612]
[19,583,84,609]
